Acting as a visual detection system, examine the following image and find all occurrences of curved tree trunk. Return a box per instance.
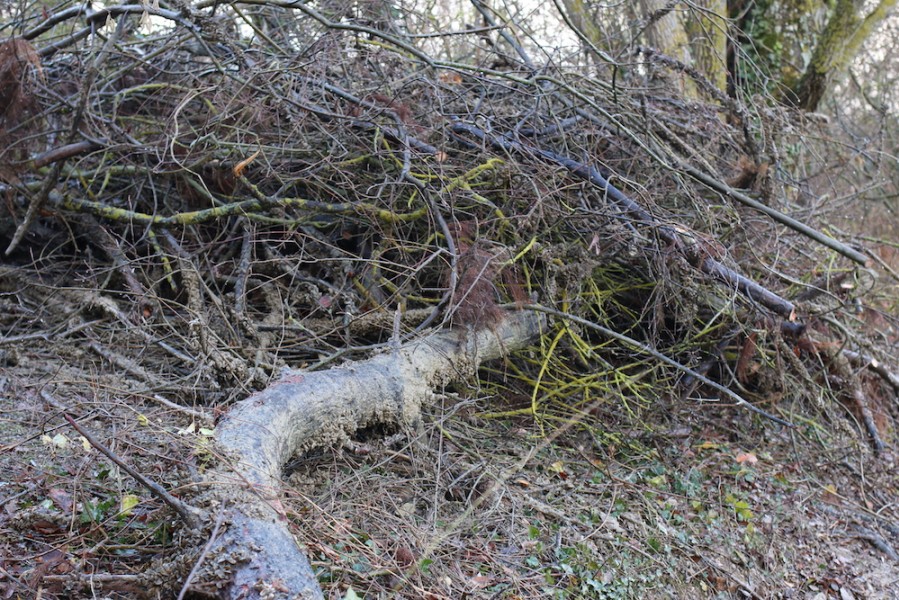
[791,0,898,110]
[197,311,544,599]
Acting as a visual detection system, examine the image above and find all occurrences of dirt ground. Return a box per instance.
[288,393,899,600]
[1,335,898,599]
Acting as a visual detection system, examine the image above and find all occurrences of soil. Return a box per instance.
[1,334,898,599]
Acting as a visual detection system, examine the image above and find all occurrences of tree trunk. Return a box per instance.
[638,0,699,98]
[198,311,544,599]
[560,0,611,64]
[791,0,898,110]
[686,0,728,93]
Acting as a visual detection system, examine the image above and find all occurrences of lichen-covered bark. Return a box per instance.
[792,0,898,110]
[686,0,728,93]
[202,311,544,599]
[638,0,699,98]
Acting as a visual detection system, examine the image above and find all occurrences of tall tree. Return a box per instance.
[686,0,729,93]
[790,0,898,110]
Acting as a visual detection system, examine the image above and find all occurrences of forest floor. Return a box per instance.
[1,345,898,599]
[1,197,897,600]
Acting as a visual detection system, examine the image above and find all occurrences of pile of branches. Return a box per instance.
[1,1,897,596]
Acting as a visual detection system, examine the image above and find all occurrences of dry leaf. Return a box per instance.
[233,150,260,177]
[394,546,415,567]
[549,461,568,479]
[48,488,73,513]
[735,452,758,465]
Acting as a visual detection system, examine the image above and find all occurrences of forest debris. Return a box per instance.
[450,121,798,318]
[205,311,543,599]
[683,164,869,266]
[40,390,207,530]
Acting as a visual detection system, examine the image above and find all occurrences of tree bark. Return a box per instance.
[638,0,699,98]
[791,0,898,110]
[685,0,728,93]
[198,311,544,599]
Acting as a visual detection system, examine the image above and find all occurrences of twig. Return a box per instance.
[470,0,536,72]
[865,245,899,283]
[525,304,795,427]
[549,0,617,65]
[698,555,765,600]
[87,340,162,384]
[150,395,210,421]
[410,188,459,336]
[849,526,899,561]
[0,483,39,507]
[177,501,227,600]
[451,122,797,318]
[810,337,888,454]
[40,390,206,530]
[24,4,187,41]
[30,140,102,168]
[0,564,30,596]
[0,318,97,347]
[234,223,253,316]
[841,349,899,395]
[7,11,124,255]
[682,164,869,266]
[850,385,886,455]
[6,161,64,255]
[87,220,152,313]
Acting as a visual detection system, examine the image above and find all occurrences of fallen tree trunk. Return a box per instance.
[198,311,544,599]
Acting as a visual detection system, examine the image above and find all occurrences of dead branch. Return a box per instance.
[6,19,120,255]
[682,164,870,266]
[842,348,899,396]
[202,310,543,599]
[450,122,797,318]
